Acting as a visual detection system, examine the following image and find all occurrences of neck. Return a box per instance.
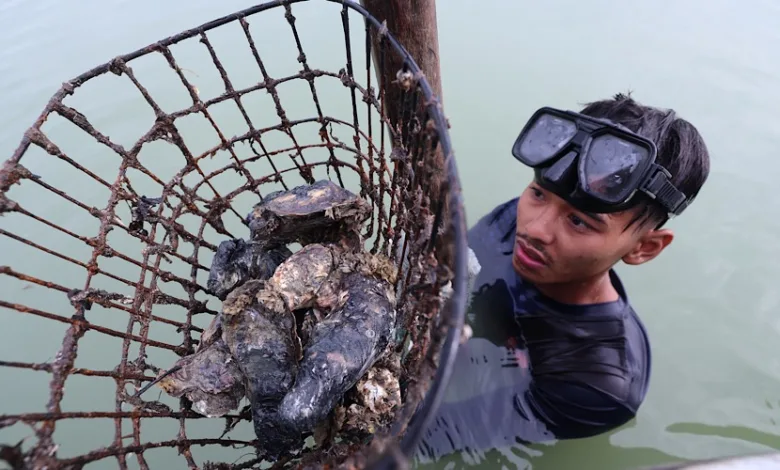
[532,271,619,305]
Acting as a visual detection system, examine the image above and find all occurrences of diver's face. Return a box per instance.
[513,181,673,286]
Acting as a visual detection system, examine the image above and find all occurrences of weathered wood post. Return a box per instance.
[360,0,454,273]
[359,0,443,102]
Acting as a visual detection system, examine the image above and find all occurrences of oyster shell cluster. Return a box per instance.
[147,180,404,459]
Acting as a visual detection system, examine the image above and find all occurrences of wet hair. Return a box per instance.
[578,92,711,231]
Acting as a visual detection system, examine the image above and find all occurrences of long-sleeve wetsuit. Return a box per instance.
[414,197,652,462]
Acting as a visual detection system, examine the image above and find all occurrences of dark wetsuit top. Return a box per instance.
[414,197,652,462]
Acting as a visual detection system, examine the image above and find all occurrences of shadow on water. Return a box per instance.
[665,422,780,453]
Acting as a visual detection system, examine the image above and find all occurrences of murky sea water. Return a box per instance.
[2,0,780,469]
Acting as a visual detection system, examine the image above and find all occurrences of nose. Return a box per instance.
[524,207,556,245]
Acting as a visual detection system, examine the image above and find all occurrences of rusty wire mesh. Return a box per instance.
[0,0,468,469]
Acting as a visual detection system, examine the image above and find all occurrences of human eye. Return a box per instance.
[568,214,593,232]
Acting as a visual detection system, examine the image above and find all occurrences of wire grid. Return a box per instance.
[0,0,468,469]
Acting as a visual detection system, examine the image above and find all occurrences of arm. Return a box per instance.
[413,336,636,463]
[522,377,636,440]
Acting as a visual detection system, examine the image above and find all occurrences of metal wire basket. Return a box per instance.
[0,0,468,469]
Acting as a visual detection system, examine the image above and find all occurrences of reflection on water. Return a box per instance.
[415,337,545,464]
[665,422,780,452]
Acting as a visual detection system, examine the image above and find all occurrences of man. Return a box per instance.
[414,93,711,462]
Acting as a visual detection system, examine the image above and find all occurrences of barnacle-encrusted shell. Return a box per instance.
[247,180,371,247]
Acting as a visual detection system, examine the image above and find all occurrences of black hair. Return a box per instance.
[578,92,711,230]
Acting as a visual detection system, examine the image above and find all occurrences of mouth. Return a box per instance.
[513,237,547,270]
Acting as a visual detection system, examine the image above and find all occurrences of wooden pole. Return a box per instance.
[360,0,443,103]
[360,0,454,273]
[357,4,461,460]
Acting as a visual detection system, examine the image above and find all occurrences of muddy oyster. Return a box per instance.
[144,316,245,418]
[154,342,244,418]
[258,243,345,314]
[275,252,398,438]
[206,238,292,300]
[247,179,371,248]
[342,362,402,436]
[219,280,302,457]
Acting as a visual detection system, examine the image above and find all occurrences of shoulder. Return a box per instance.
[467,198,519,258]
[516,272,651,438]
[468,198,518,241]
[610,270,653,409]
[517,272,652,438]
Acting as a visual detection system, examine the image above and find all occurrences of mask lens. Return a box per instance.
[582,134,649,203]
[516,113,578,165]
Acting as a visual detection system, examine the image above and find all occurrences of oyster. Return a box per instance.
[277,267,398,435]
[145,314,243,418]
[132,315,245,418]
[258,243,343,313]
[220,280,301,457]
[247,179,371,248]
[153,338,245,418]
[206,238,292,300]
[342,364,402,436]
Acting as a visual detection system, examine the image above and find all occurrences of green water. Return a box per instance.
[2,0,780,469]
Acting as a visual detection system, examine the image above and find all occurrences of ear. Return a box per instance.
[622,228,674,265]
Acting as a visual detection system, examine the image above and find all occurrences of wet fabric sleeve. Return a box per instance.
[415,338,637,461]
[414,340,636,462]
[521,378,636,440]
